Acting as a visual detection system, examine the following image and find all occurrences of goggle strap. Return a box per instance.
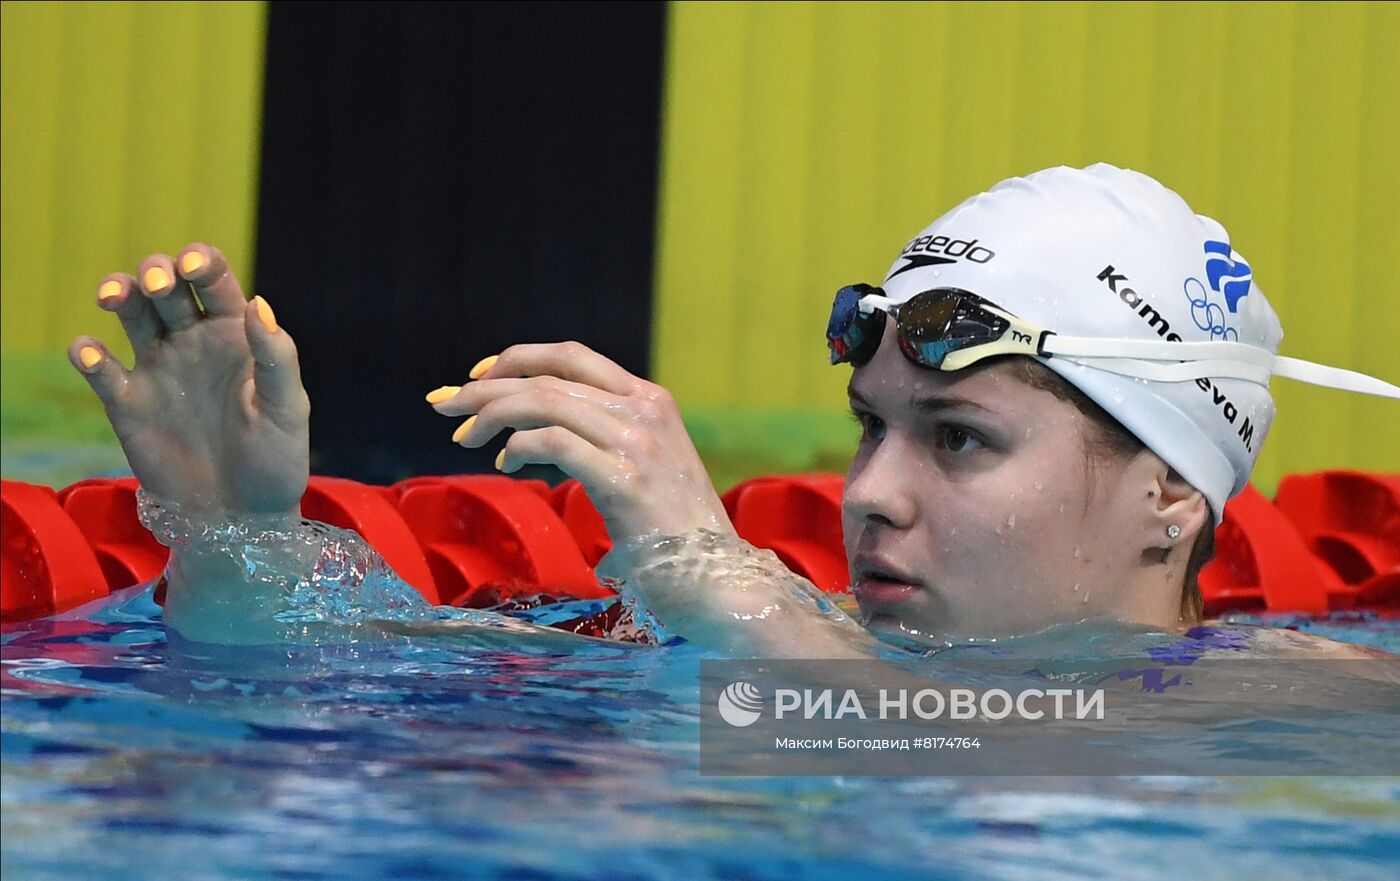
[849,293,1399,399]
[1044,335,1276,367]
[1059,353,1400,399]
[858,294,896,315]
[1059,356,1274,385]
[1272,356,1400,400]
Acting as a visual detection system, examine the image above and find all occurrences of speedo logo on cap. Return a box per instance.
[887,234,995,280]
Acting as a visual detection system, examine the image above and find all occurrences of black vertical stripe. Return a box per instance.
[255,1,667,482]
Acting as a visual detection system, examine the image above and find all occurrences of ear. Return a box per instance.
[1123,452,1211,557]
[1154,466,1211,546]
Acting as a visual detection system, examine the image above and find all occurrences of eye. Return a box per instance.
[936,425,983,453]
[849,410,886,442]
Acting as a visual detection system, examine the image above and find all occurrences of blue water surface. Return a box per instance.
[3,586,1398,881]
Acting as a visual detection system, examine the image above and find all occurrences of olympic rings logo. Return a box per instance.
[1184,277,1239,341]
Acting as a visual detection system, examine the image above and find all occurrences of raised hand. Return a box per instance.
[68,244,309,516]
[426,343,734,544]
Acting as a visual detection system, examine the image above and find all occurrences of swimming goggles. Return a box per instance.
[826,284,1400,398]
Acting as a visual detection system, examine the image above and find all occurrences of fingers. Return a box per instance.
[441,342,725,541]
[479,342,642,397]
[430,375,629,417]
[176,242,247,317]
[451,380,634,452]
[95,272,163,360]
[497,425,619,487]
[68,336,130,406]
[428,341,672,473]
[244,296,309,427]
[93,244,246,354]
[136,253,201,331]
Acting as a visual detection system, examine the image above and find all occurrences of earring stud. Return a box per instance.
[1166,524,1181,540]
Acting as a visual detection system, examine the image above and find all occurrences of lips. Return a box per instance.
[853,579,920,605]
[851,554,923,606]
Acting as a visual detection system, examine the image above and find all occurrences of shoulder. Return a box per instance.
[1241,624,1397,660]
[1160,621,1397,661]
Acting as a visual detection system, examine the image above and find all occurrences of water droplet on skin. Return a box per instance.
[1005,513,1016,529]
[1072,583,1080,592]
[1033,481,1043,491]
[1082,588,1091,604]
[1072,546,1081,559]
[1058,504,1067,513]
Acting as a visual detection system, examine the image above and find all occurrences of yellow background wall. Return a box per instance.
[2,1,1395,492]
[654,0,1400,491]
[1,0,265,480]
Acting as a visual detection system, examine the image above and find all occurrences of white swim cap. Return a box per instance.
[877,164,1301,521]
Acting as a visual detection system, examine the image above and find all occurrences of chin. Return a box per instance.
[859,610,950,648]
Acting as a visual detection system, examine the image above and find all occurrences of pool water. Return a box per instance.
[3,585,1399,881]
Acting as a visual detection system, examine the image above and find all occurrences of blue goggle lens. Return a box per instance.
[827,284,885,366]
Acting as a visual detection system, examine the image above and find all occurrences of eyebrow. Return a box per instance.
[847,385,992,415]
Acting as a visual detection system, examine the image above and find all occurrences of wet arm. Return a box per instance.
[601,530,885,659]
[142,490,423,644]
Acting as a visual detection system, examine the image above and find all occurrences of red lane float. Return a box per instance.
[4,470,1399,624]
[57,478,169,592]
[1273,471,1400,612]
[393,475,611,607]
[1200,485,1336,616]
[722,473,848,593]
[1,481,108,620]
[549,480,612,568]
[301,476,441,604]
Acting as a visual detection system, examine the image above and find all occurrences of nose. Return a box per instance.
[843,435,919,530]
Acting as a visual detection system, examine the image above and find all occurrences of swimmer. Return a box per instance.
[69,164,1398,659]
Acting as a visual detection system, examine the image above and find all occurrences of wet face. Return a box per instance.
[842,321,1151,644]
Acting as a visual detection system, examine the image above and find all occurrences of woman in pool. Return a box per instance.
[68,164,1397,656]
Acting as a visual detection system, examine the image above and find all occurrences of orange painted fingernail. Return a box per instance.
[494,449,507,471]
[452,415,477,444]
[179,251,206,274]
[252,295,278,332]
[469,355,499,380]
[98,280,123,301]
[78,346,103,369]
[426,385,461,404]
[143,266,171,293]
